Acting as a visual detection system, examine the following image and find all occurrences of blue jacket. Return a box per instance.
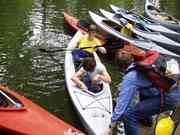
[111,68,180,123]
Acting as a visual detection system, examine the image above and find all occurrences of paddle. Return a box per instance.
[39,43,124,53]
[0,90,17,105]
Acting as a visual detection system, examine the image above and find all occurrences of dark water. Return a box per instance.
[0,0,179,133]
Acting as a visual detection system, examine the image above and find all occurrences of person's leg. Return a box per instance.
[122,96,173,135]
[139,93,153,127]
[81,74,100,93]
[72,50,92,69]
[81,73,91,90]
[72,49,81,62]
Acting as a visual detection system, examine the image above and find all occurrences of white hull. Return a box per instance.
[89,11,180,58]
[65,31,113,135]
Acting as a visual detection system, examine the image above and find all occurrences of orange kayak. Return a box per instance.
[0,85,84,135]
[63,12,145,57]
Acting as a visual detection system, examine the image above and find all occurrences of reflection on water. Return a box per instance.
[0,0,179,132]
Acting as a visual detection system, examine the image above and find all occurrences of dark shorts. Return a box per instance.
[72,49,93,62]
[81,73,103,93]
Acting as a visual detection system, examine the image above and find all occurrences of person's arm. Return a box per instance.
[111,80,138,122]
[95,38,107,54]
[74,40,80,48]
[74,36,85,48]
[107,80,138,134]
[71,67,87,90]
[92,64,111,84]
[98,69,111,83]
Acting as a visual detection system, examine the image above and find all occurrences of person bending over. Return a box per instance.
[107,51,180,135]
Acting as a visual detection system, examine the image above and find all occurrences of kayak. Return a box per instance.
[144,0,180,33]
[63,12,145,59]
[100,9,180,54]
[110,5,180,43]
[0,85,84,135]
[110,4,177,34]
[64,30,113,135]
[89,11,180,58]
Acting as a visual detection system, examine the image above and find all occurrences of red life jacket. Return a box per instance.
[146,70,175,92]
[127,51,176,91]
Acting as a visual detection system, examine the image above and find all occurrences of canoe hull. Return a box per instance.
[100,9,180,50]
[144,0,180,33]
[110,4,180,43]
[89,11,180,58]
[0,85,83,135]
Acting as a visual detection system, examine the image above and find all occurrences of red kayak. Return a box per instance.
[63,12,145,58]
[0,85,84,135]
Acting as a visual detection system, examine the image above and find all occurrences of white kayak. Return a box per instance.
[99,9,180,55]
[89,11,180,58]
[110,4,178,34]
[64,31,113,135]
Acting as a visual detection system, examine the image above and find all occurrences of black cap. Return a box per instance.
[88,24,96,32]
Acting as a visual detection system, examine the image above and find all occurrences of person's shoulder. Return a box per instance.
[79,35,88,40]
[92,38,102,45]
[124,69,140,79]
[77,66,86,73]
[94,37,101,42]
[96,62,106,71]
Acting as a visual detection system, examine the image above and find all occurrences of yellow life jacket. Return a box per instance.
[78,37,101,53]
[121,23,133,37]
[155,116,175,135]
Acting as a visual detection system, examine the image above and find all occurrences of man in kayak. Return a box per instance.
[71,57,111,93]
[107,50,180,135]
[72,24,106,64]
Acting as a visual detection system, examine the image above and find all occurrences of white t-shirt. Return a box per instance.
[87,62,106,80]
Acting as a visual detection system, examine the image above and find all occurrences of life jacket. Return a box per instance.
[78,37,101,53]
[146,70,175,92]
[126,51,176,92]
[121,23,133,37]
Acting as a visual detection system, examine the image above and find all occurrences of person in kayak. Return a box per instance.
[107,50,180,135]
[72,24,106,63]
[120,18,134,37]
[71,57,111,93]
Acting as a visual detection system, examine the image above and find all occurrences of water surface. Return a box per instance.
[0,0,179,133]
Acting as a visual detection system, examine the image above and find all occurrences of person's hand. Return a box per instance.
[106,122,116,135]
[78,83,87,90]
[92,74,101,85]
[106,128,113,135]
[98,47,107,54]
